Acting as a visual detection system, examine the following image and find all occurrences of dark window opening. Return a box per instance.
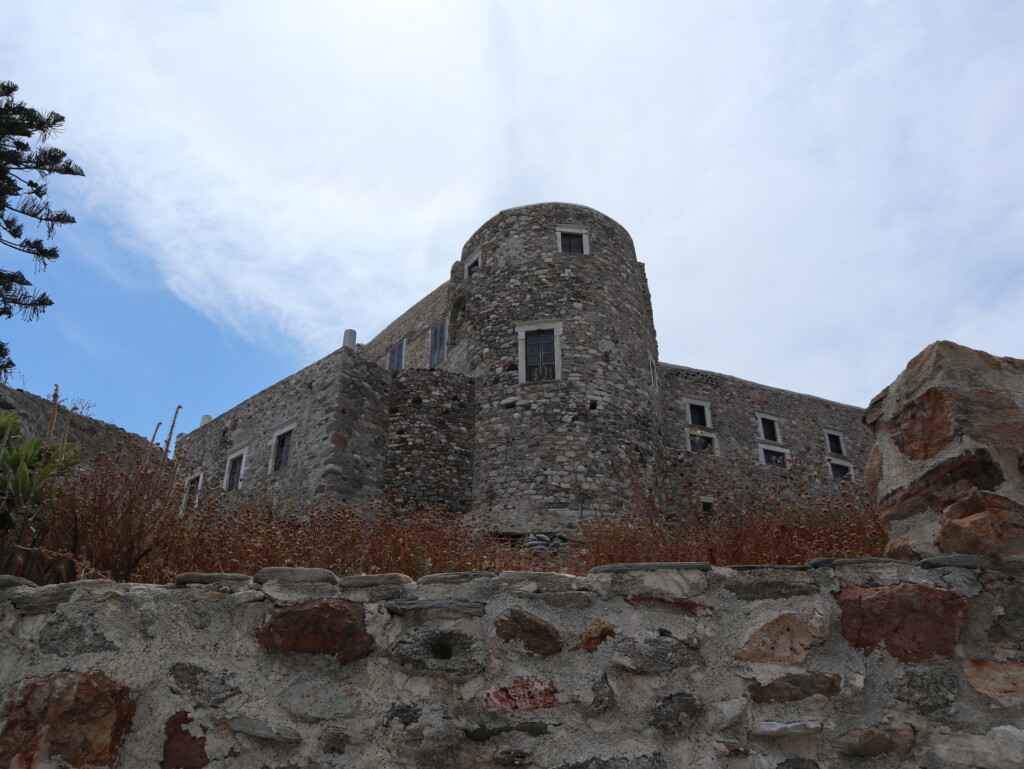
[689,404,708,426]
[830,462,851,479]
[226,455,244,490]
[761,417,779,442]
[560,232,584,254]
[827,432,844,455]
[589,399,598,410]
[689,434,714,454]
[273,431,292,472]
[467,260,478,277]
[429,319,447,368]
[185,476,201,508]
[388,342,404,371]
[525,329,556,382]
[701,498,715,514]
[762,448,787,468]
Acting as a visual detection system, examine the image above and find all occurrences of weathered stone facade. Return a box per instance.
[176,203,871,530]
[2,558,1022,768]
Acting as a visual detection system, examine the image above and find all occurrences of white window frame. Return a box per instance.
[683,398,713,429]
[387,340,405,371]
[268,423,297,474]
[759,444,791,468]
[516,320,563,384]
[182,471,204,510]
[223,447,247,491]
[464,250,482,279]
[757,413,783,443]
[686,429,718,456]
[824,429,846,456]
[828,458,855,480]
[555,226,590,255]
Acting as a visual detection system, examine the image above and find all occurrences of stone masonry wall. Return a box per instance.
[175,348,391,506]
[361,282,449,371]
[2,558,1022,768]
[384,369,475,512]
[660,364,871,515]
[0,384,152,460]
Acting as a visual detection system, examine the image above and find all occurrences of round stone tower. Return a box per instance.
[445,203,664,531]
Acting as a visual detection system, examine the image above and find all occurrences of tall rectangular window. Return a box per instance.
[388,341,404,371]
[525,329,556,381]
[689,404,708,427]
[226,454,244,490]
[183,473,202,510]
[760,416,780,442]
[429,319,447,368]
[273,430,292,472]
[560,232,585,254]
[825,430,846,455]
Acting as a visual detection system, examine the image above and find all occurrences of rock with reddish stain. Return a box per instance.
[482,677,559,711]
[965,660,1024,706]
[494,607,563,657]
[748,672,841,703]
[571,620,617,652]
[162,711,208,769]
[834,582,967,662]
[0,670,136,768]
[257,598,374,664]
[625,594,715,614]
[731,612,827,664]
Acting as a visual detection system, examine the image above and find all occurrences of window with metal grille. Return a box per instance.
[760,416,779,442]
[429,319,447,368]
[689,403,708,426]
[826,430,845,455]
[388,341,404,371]
[273,431,292,472]
[226,454,244,490]
[762,448,787,468]
[830,461,851,479]
[560,232,584,254]
[689,434,715,454]
[525,329,556,381]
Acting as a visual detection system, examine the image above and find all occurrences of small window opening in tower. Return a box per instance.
[429,319,447,368]
[560,232,584,254]
[760,416,779,442]
[689,404,708,426]
[525,329,556,381]
[829,460,853,479]
[689,434,714,454]
[388,341,404,371]
[226,454,244,490]
[826,431,845,455]
[762,448,787,468]
[273,430,292,472]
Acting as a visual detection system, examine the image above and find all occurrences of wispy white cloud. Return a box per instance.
[2,0,1022,406]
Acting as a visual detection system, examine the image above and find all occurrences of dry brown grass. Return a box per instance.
[2,417,884,584]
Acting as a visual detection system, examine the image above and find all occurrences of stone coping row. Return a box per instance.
[0,554,983,594]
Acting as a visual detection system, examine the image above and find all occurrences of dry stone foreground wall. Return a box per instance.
[865,341,1024,573]
[2,559,1023,769]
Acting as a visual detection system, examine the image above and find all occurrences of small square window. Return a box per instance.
[388,341,404,371]
[429,319,447,368]
[700,496,716,513]
[688,433,716,454]
[829,459,854,480]
[273,430,292,472]
[464,250,481,278]
[761,447,789,468]
[560,232,584,254]
[758,414,781,443]
[825,430,845,455]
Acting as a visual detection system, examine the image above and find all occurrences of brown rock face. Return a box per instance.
[625,594,715,614]
[0,670,136,768]
[748,672,841,703]
[571,620,617,652]
[834,582,967,662]
[162,711,208,769]
[482,678,559,711]
[890,386,956,460]
[878,449,1005,525]
[731,612,827,664]
[494,608,563,657]
[257,599,374,663]
[938,492,1024,558]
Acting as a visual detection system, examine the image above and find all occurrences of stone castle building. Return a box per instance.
[176,203,870,531]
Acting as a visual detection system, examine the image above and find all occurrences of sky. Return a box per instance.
[1,0,1022,441]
